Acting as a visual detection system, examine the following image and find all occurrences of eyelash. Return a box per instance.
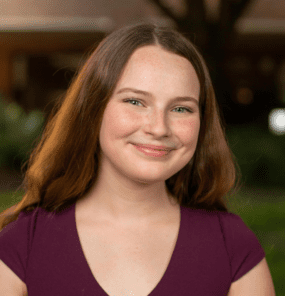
[123,98,193,114]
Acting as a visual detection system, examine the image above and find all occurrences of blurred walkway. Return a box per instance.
[0,167,24,192]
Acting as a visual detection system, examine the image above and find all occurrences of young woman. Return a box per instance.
[0,22,275,296]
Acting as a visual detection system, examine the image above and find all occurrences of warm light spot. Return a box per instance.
[236,87,254,105]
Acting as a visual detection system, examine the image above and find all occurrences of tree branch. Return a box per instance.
[147,0,180,23]
[147,0,207,32]
[231,0,253,25]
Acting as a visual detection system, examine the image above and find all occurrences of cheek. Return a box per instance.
[174,118,200,143]
[104,108,138,138]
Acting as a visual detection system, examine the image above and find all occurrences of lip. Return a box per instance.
[132,144,172,157]
[132,143,173,151]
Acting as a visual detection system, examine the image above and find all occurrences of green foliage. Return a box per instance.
[0,189,25,212]
[0,95,45,170]
[226,123,285,189]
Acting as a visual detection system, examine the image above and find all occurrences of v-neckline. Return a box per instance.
[72,202,184,296]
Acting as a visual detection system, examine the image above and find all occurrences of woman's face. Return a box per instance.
[98,45,201,184]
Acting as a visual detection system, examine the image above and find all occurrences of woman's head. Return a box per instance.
[0,22,242,229]
[98,45,201,192]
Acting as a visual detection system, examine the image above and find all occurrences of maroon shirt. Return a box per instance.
[0,203,265,295]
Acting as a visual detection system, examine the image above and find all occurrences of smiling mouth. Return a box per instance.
[132,144,172,151]
[132,144,173,157]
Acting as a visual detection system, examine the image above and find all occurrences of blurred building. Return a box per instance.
[225,0,285,126]
[0,0,284,123]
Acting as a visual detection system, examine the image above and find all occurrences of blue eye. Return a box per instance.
[123,99,193,113]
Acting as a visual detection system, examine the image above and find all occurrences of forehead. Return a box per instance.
[115,45,200,97]
[127,45,195,72]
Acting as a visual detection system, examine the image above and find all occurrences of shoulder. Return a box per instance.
[181,207,256,243]
[182,207,266,283]
[0,208,40,289]
[216,210,263,253]
[182,206,238,227]
[0,205,57,265]
[217,212,275,294]
[0,204,72,284]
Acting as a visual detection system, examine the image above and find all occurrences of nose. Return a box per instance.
[143,109,172,137]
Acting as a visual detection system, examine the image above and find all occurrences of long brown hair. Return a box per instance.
[0,22,242,230]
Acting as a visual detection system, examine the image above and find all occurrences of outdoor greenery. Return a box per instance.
[0,96,45,171]
[0,187,284,295]
[226,124,285,189]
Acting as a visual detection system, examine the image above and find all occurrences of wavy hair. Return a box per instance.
[0,22,242,230]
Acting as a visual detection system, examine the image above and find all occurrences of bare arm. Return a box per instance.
[228,258,275,296]
[0,260,28,296]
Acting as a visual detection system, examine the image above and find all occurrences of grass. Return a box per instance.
[0,186,284,295]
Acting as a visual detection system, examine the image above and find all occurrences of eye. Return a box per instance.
[123,98,143,107]
[123,98,193,114]
[173,106,193,114]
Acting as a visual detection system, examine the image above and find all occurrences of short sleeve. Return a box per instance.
[218,211,266,283]
[0,210,34,283]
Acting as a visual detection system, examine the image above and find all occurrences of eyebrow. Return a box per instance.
[116,87,199,106]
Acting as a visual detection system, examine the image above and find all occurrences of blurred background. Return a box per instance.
[0,0,284,293]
